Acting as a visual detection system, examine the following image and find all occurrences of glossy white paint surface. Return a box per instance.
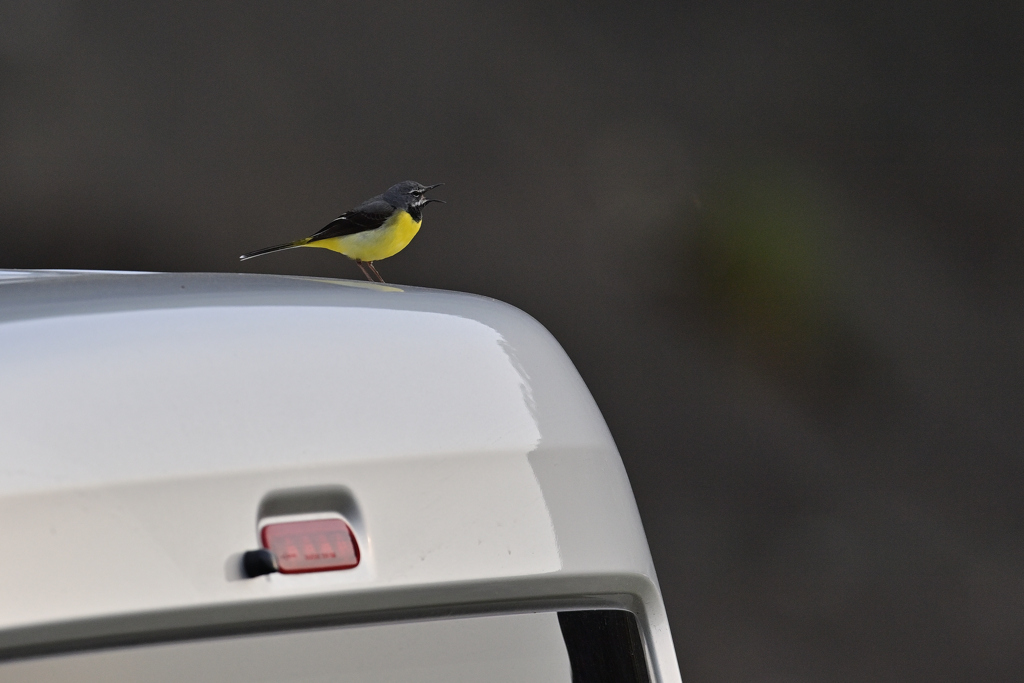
[0,306,541,492]
[2,612,574,683]
[0,271,681,683]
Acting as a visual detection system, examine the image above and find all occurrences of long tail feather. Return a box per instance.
[239,238,309,261]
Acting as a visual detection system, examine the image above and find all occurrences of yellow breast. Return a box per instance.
[309,210,422,262]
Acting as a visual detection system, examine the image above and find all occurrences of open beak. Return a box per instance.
[421,183,445,204]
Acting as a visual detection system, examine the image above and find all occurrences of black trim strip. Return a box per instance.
[558,611,652,683]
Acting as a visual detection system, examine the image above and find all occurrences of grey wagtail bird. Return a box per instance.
[239,181,444,283]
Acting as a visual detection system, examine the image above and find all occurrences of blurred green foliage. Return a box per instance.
[676,167,877,414]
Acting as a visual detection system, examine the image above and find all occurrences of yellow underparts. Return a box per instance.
[305,210,421,262]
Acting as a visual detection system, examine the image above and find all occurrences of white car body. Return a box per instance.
[0,270,681,683]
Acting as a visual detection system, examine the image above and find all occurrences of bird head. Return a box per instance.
[385,181,445,210]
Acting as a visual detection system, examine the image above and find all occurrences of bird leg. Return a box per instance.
[366,262,386,283]
[354,260,375,282]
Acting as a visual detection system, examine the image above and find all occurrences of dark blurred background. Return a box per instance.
[2,1,1022,680]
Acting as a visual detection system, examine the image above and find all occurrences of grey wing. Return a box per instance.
[306,198,395,241]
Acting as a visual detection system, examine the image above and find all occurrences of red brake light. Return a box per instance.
[260,518,360,574]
